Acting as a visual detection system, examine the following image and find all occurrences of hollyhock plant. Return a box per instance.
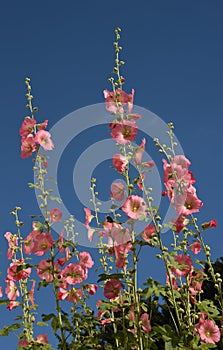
[172,254,193,277]
[112,153,128,172]
[35,130,54,151]
[104,279,122,299]
[19,117,36,139]
[110,119,138,144]
[122,195,147,220]
[196,318,220,344]
[49,207,62,222]
[21,134,36,158]
[202,219,217,230]
[110,181,125,201]
[32,232,54,256]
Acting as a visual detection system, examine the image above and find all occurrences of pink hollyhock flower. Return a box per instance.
[114,242,132,268]
[36,334,48,344]
[172,254,192,277]
[21,134,36,158]
[141,160,155,168]
[28,281,36,306]
[79,252,94,269]
[57,247,72,266]
[104,89,132,113]
[140,313,151,333]
[4,232,18,260]
[110,182,125,201]
[175,192,203,217]
[18,339,30,347]
[134,138,146,164]
[32,233,54,256]
[23,232,36,255]
[37,260,60,282]
[5,279,19,300]
[136,172,145,191]
[37,120,48,131]
[20,117,36,139]
[110,120,138,144]
[127,89,135,112]
[189,270,204,300]
[202,219,217,230]
[104,279,122,300]
[101,318,112,326]
[58,229,64,254]
[86,284,98,295]
[122,195,147,220]
[7,301,19,310]
[112,154,128,172]
[172,216,189,233]
[58,287,82,303]
[7,260,31,281]
[172,155,191,169]
[84,208,93,228]
[166,272,178,290]
[196,318,220,344]
[87,227,95,242]
[62,263,86,285]
[35,130,54,151]
[50,208,62,222]
[190,241,201,254]
[0,286,2,298]
[141,224,156,244]
[110,223,131,246]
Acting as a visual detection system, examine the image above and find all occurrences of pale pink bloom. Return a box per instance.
[114,242,132,268]
[21,134,36,158]
[112,154,128,172]
[35,130,54,151]
[103,89,132,113]
[84,208,93,228]
[37,259,60,282]
[110,224,131,246]
[7,301,19,310]
[110,120,137,144]
[50,208,62,222]
[28,281,36,306]
[87,227,95,242]
[62,263,86,285]
[110,182,125,201]
[18,340,29,347]
[172,254,192,277]
[7,260,31,281]
[37,119,48,131]
[134,138,146,164]
[20,117,36,138]
[79,252,94,269]
[140,313,151,333]
[122,195,147,220]
[86,284,98,295]
[196,318,220,344]
[202,219,217,230]
[104,279,122,299]
[32,233,54,256]
[23,232,35,255]
[141,224,156,244]
[172,155,191,169]
[36,334,48,344]
[141,160,155,168]
[189,270,204,300]
[4,232,18,259]
[190,241,201,254]
[5,279,19,300]
[175,192,203,217]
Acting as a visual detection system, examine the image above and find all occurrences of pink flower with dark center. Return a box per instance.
[35,130,54,151]
[50,208,62,222]
[21,134,36,158]
[37,260,60,282]
[196,319,220,344]
[122,195,147,220]
[110,182,125,201]
[110,120,138,144]
[104,279,122,299]
[172,254,192,277]
[140,313,151,333]
[175,192,203,217]
[20,117,36,139]
[32,233,54,256]
[79,252,94,269]
[141,224,156,244]
[112,154,128,172]
[7,260,31,281]
[62,263,86,285]
[190,241,201,254]
[202,219,217,230]
[134,138,146,164]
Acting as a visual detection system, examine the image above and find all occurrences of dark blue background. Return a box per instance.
[0,1,223,348]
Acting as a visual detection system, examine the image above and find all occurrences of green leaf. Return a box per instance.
[42,313,56,322]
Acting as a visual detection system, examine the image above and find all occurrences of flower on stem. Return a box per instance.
[62,263,86,285]
[21,134,36,158]
[103,88,134,113]
[141,224,156,244]
[20,117,36,139]
[84,208,94,228]
[32,233,54,256]
[114,242,132,268]
[79,251,94,269]
[37,259,60,282]
[171,254,192,277]
[4,232,18,259]
[35,130,54,151]
[110,182,125,201]
[190,241,201,254]
[175,191,203,217]
[110,119,138,144]
[7,260,31,281]
[134,138,146,165]
[49,208,62,222]
[202,219,217,230]
[5,278,19,300]
[122,195,147,220]
[36,334,49,345]
[86,284,98,295]
[140,313,151,333]
[172,216,189,233]
[196,315,220,344]
[104,279,122,300]
[112,153,128,172]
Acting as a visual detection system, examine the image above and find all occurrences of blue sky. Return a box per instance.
[1,1,223,348]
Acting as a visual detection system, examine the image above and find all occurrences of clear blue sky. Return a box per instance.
[1,1,223,348]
